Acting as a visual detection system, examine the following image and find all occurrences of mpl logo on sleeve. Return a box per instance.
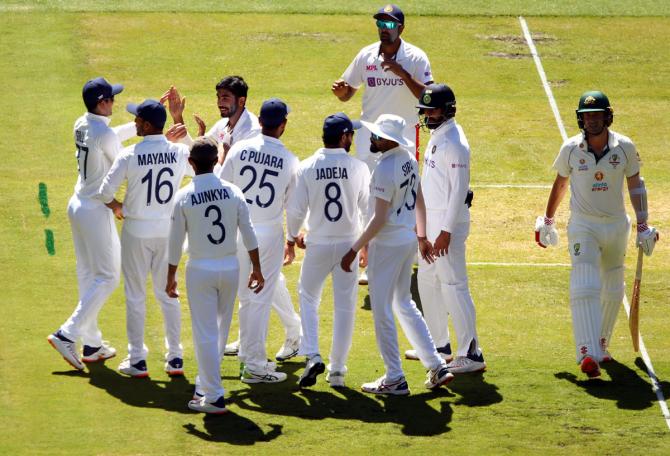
[366,65,378,71]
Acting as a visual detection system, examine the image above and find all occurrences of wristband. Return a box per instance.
[637,222,649,233]
[544,216,554,226]
[286,240,296,247]
[417,236,427,241]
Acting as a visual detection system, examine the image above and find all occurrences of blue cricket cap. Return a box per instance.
[259,98,290,128]
[126,99,167,130]
[82,77,123,107]
[323,112,362,137]
[373,4,404,24]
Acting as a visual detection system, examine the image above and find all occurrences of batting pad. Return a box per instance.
[600,266,625,350]
[570,263,603,362]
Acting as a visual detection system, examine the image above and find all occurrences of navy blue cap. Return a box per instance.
[323,112,362,137]
[373,4,404,24]
[259,98,290,128]
[126,99,167,130]
[82,77,123,107]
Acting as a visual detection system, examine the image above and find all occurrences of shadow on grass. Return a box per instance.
[554,359,670,410]
[183,413,283,444]
[447,371,503,407]
[53,362,196,414]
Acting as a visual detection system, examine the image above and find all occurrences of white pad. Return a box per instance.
[600,266,624,351]
[569,263,603,362]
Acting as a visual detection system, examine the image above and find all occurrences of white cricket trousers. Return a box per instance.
[237,224,285,372]
[418,217,482,357]
[298,241,358,373]
[60,195,120,346]
[186,262,238,402]
[567,214,629,363]
[368,239,444,381]
[121,228,182,364]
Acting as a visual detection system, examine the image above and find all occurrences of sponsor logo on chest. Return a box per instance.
[578,158,588,171]
[592,171,608,192]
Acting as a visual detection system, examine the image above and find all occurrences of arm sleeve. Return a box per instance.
[178,132,194,147]
[168,199,187,266]
[237,193,258,251]
[283,157,299,210]
[352,197,391,251]
[342,52,364,89]
[370,164,394,202]
[414,52,433,84]
[286,168,309,240]
[97,150,130,204]
[552,143,573,178]
[442,145,470,233]
[623,142,641,178]
[179,146,195,178]
[218,151,235,181]
[99,128,124,162]
[357,165,371,228]
[111,122,136,143]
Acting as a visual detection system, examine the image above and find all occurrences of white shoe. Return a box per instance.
[425,365,455,389]
[275,338,300,362]
[188,396,228,415]
[223,339,239,356]
[165,357,184,376]
[326,370,345,388]
[298,355,325,388]
[47,331,84,370]
[361,376,410,396]
[446,354,486,374]
[118,357,149,378]
[81,342,116,363]
[405,347,453,363]
[241,365,287,384]
[358,269,368,285]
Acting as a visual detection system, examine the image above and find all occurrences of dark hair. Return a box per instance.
[215,75,248,99]
[322,131,344,148]
[85,97,109,113]
[189,137,219,172]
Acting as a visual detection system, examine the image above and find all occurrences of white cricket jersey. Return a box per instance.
[287,148,370,244]
[72,112,135,203]
[168,173,257,269]
[218,134,299,226]
[553,130,640,220]
[342,40,432,146]
[421,119,471,233]
[98,135,193,238]
[180,108,260,150]
[370,147,420,244]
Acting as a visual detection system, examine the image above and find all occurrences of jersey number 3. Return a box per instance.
[205,205,226,245]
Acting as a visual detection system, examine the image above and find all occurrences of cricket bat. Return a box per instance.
[629,246,644,352]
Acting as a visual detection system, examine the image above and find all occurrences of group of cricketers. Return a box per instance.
[47,4,659,414]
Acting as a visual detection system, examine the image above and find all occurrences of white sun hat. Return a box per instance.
[360,114,414,148]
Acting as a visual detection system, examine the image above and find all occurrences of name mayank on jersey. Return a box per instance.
[137,152,178,166]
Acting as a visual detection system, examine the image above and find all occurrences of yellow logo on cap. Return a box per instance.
[584,95,597,105]
[384,4,394,12]
[423,94,431,104]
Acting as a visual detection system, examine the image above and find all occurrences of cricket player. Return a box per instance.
[218,98,299,383]
[535,90,659,379]
[97,100,193,378]
[332,3,433,285]
[408,84,485,374]
[287,113,370,388]
[167,136,263,414]
[164,78,302,359]
[48,77,135,370]
[341,114,454,395]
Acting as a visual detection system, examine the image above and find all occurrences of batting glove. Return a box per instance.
[535,216,559,248]
[636,223,659,256]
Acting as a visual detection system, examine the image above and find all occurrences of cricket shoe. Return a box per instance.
[405,343,453,363]
[358,269,368,286]
[425,366,455,389]
[446,352,486,374]
[275,337,300,362]
[118,357,149,378]
[223,339,239,356]
[241,364,287,384]
[297,355,325,388]
[47,331,84,370]
[326,370,346,388]
[580,356,601,380]
[188,396,228,415]
[81,342,116,363]
[165,357,184,376]
[361,376,410,396]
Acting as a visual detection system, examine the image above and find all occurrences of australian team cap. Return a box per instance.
[82,77,124,106]
[576,90,611,113]
[259,98,290,128]
[373,4,404,24]
[323,112,362,136]
[126,99,167,129]
[416,83,456,110]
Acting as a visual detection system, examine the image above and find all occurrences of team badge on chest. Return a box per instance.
[608,153,620,169]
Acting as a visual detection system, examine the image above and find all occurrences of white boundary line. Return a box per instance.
[472,184,552,189]
[519,16,670,431]
[468,262,569,267]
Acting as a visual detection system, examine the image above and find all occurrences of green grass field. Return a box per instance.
[1,2,669,454]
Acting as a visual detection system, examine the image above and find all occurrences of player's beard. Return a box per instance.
[379,28,399,44]
[219,103,238,119]
[425,114,446,130]
[369,141,380,153]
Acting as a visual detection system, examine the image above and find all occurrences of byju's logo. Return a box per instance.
[367,77,376,87]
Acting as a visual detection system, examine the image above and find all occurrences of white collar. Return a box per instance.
[85,112,111,126]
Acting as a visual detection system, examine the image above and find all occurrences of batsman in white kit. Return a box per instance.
[48,77,135,370]
[410,84,486,374]
[535,90,659,379]
[341,114,454,395]
[164,77,301,359]
[97,100,193,378]
[167,137,264,414]
[218,98,298,383]
[286,113,370,388]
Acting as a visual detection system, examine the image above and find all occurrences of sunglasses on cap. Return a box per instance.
[376,19,399,30]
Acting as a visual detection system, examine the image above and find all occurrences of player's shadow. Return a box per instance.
[183,413,283,445]
[554,359,670,410]
[447,371,503,407]
[53,362,196,414]
[227,383,454,436]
